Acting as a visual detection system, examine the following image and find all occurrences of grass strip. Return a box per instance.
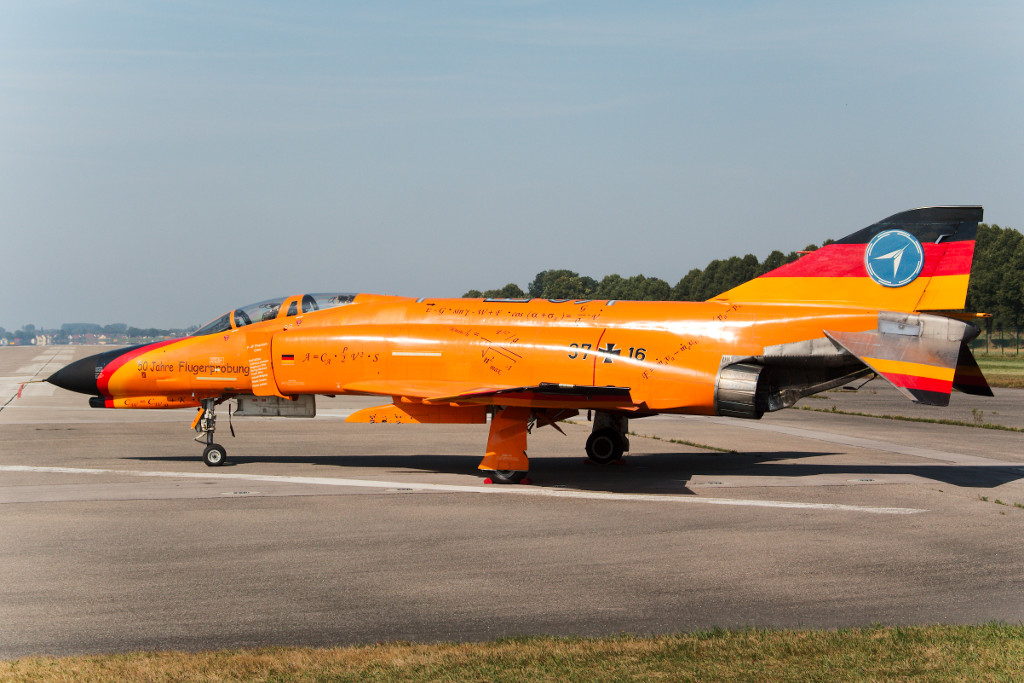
[974,354,1024,389]
[980,374,1024,389]
[798,405,1024,433]
[4,625,1024,682]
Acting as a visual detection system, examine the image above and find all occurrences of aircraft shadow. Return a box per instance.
[129,449,1024,492]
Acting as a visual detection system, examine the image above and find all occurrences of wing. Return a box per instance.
[423,382,635,408]
[342,381,635,425]
[341,379,499,401]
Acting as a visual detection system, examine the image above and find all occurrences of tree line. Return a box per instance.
[465,223,1024,332]
[4,224,1020,345]
[464,246,824,302]
[1,322,196,345]
[965,224,1024,336]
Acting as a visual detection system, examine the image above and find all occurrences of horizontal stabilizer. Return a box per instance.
[826,329,955,405]
[825,313,982,406]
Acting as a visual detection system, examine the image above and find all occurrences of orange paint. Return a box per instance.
[47,207,992,481]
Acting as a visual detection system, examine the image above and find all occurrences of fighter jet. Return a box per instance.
[48,207,992,483]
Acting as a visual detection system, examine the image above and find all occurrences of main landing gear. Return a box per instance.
[194,398,227,467]
[585,412,629,465]
[479,406,532,484]
[479,408,630,484]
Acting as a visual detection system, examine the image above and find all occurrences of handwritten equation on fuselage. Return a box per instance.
[449,325,522,376]
[642,304,743,380]
[423,299,605,325]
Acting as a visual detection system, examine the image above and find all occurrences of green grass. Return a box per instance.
[4,625,1024,682]
[974,353,1024,389]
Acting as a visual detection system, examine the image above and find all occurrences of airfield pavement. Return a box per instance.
[2,345,1024,658]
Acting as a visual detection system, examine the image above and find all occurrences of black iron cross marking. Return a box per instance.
[599,342,621,363]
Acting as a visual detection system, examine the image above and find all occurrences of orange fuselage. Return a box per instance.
[100,294,878,414]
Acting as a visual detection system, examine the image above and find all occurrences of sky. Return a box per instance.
[2,1,1022,331]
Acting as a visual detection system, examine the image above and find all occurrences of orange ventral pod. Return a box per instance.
[346,402,487,425]
[90,395,202,409]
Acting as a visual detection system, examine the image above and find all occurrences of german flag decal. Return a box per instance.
[716,206,981,313]
[280,354,295,365]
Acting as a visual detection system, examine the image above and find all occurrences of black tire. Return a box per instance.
[586,428,625,464]
[490,470,528,485]
[203,443,227,467]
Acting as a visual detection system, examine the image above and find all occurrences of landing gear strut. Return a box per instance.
[586,412,629,464]
[478,406,531,484]
[195,398,227,467]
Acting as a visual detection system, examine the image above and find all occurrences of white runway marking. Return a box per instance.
[0,465,925,514]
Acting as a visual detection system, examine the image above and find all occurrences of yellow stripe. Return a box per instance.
[917,274,970,310]
[862,357,955,382]
[717,274,969,311]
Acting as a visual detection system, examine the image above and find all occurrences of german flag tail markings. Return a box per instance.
[716,206,990,406]
[716,206,982,313]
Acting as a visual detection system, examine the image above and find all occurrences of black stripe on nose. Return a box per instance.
[46,347,132,396]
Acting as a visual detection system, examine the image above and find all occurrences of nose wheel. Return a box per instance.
[195,398,228,466]
[203,443,227,467]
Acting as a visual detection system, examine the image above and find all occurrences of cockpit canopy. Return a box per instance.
[193,293,356,336]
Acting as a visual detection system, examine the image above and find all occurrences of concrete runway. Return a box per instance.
[2,345,1023,657]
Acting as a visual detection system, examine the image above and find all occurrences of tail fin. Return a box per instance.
[716,206,982,312]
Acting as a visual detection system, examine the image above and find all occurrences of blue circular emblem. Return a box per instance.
[864,229,924,287]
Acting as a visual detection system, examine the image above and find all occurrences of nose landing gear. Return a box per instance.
[194,398,227,467]
[202,443,227,467]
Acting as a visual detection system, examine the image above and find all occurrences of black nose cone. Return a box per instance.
[47,355,101,395]
[47,345,135,396]
[47,345,151,396]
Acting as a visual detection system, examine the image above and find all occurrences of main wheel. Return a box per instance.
[586,428,625,464]
[490,470,528,485]
[203,443,227,467]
